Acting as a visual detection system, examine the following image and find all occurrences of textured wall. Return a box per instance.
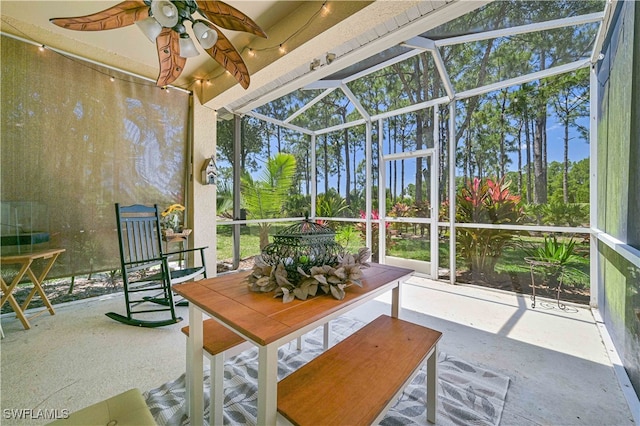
[597,0,640,399]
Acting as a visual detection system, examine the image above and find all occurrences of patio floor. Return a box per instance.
[0,275,636,425]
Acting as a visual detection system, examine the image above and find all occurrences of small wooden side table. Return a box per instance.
[162,229,191,268]
[1,248,65,329]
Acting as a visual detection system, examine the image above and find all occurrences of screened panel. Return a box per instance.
[379,109,436,157]
[456,230,590,303]
[346,53,445,116]
[444,24,599,94]
[422,0,604,39]
[315,126,368,219]
[454,72,590,228]
[290,90,354,131]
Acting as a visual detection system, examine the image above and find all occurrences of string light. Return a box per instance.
[193,1,328,84]
[38,45,45,51]
[110,76,115,82]
[321,2,329,16]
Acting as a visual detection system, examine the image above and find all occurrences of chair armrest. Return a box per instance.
[164,246,208,256]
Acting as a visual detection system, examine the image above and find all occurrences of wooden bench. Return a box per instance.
[277,315,442,426]
[181,319,248,426]
[182,318,332,425]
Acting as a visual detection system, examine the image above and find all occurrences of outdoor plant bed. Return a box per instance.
[452,270,590,306]
[1,258,589,316]
[1,261,255,315]
[0,273,124,315]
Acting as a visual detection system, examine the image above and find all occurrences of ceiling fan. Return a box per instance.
[50,0,267,88]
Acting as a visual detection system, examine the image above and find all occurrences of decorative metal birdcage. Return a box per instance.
[261,219,345,279]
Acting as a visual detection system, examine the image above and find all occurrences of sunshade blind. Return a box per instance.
[1,35,190,278]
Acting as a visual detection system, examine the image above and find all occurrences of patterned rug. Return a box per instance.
[145,316,510,425]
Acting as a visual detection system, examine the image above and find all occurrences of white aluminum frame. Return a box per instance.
[220,9,605,287]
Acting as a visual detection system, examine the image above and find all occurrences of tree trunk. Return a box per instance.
[277,126,282,153]
[499,92,507,179]
[343,120,351,206]
[323,134,329,193]
[525,111,533,203]
[517,125,523,195]
[415,111,424,204]
[259,223,270,250]
[563,118,570,203]
[533,115,547,204]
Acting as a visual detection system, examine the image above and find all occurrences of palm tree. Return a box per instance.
[241,153,296,249]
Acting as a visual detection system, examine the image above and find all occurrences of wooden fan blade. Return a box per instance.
[156,29,187,87]
[203,25,250,89]
[196,0,267,38]
[50,1,149,31]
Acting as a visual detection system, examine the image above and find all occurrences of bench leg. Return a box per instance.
[323,322,331,349]
[426,345,438,424]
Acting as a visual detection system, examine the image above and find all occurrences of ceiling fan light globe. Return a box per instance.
[136,16,162,42]
[179,35,200,58]
[193,21,218,50]
[150,0,179,28]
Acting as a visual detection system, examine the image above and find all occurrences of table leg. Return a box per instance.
[210,352,225,426]
[22,267,56,315]
[391,280,402,318]
[257,344,278,426]
[0,262,33,329]
[187,304,204,426]
[426,344,438,424]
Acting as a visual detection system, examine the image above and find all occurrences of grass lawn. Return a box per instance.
[216,224,589,289]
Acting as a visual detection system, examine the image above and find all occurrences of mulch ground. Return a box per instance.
[453,270,590,306]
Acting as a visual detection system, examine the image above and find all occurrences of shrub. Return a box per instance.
[456,177,524,276]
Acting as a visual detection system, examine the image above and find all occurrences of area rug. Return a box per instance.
[144,316,510,426]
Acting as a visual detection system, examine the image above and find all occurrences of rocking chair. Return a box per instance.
[106,203,207,327]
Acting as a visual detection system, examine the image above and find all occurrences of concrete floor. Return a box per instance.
[0,276,637,425]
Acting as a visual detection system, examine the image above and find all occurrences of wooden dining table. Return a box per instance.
[173,262,414,426]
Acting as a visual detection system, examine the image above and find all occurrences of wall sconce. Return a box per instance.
[201,155,217,186]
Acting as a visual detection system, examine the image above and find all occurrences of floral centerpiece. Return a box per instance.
[247,219,371,303]
[160,203,186,235]
[248,247,371,303]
